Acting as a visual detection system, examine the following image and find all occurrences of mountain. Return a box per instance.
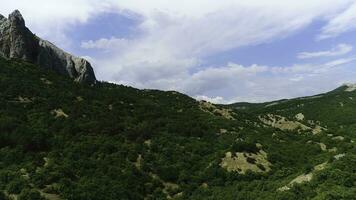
[0,10,96,84]
[0,10,355,200]
[0,56,355,200]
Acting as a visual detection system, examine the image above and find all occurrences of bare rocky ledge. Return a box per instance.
[0,10,96,84]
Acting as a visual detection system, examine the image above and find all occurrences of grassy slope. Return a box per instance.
[0,58,355,200]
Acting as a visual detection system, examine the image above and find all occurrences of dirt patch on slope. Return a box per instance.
[344,83,356,92]
[51,109,69,118]
[199,101,235,120]
[260,114,326,134]
[259,114,310,131]
[220,150,271,174]
[278,162,327,191]
[295,113,305,121]
[40,77,53,85]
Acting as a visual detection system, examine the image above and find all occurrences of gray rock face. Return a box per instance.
[0,10,96,84]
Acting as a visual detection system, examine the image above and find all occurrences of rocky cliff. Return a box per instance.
[0,10,96,84]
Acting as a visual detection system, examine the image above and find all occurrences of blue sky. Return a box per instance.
[2,0,356,103]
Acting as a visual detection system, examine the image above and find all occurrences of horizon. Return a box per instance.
[2,1,356,103]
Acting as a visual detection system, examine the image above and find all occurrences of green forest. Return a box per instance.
[0,57,355,199]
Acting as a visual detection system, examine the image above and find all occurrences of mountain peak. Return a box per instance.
[8,10,25,26]
[0,10,96,84]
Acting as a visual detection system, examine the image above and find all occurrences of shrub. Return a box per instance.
[6,178,27,194]
[246,157,256,164]
[0,191,8,200]
[18,189,46,200]
[257,164,266,171]
[232,142,259,153]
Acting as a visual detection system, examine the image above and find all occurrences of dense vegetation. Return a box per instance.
[0,57,355,199]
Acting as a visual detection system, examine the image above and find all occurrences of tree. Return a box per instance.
[18,189,46,200]
[0,191,8,200]
[6,178,27,194]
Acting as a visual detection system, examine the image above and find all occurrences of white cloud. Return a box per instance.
[108,0,352,59]
[2,1,356,103]
[106,56,356,103]
[180,57,356,103]
[319,2,356,39]
[81,37,130,50]
[0,0,114,49]
[297,44,353,59]
[195,95,225,104]
[87,1,356,92]
[1,1,353,51]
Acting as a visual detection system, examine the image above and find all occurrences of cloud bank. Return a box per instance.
[297,44,353,59]
[319,2,356,39]
[2,1,356,103]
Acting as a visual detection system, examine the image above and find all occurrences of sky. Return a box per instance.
[2,0,356,103]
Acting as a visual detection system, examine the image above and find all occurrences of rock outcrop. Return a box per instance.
[0,10,96,84]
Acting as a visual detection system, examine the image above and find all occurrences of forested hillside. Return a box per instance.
[0,57,355,200]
